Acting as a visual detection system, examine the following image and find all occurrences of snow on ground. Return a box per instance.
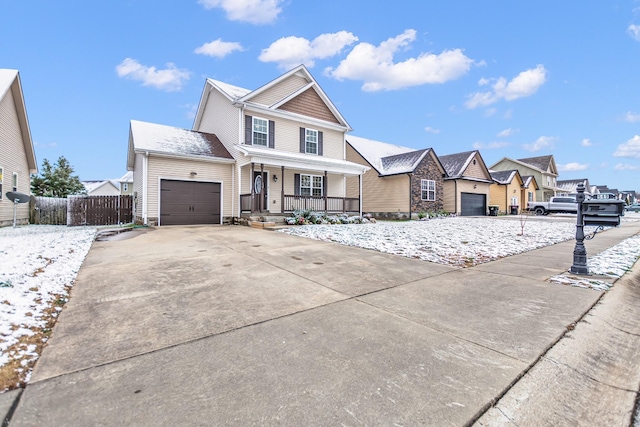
[280,213,640,285]
[0,225,96,387]
[280,216,582,267]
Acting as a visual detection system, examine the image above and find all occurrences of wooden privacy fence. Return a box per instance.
[31,195,133,226]
[30,196,67,225]
[68,195,133,226]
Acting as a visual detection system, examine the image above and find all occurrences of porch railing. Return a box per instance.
[284,195,359,213]
[240,193,359,213]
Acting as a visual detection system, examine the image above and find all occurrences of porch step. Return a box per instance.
[249,221,276,229]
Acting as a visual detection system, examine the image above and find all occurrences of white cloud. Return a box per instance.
[259,31,358,69]
[581,138,592,147]
[424,126,441,134]
[614,163,640,171]
[614,135,640,159]
[465,65,547,109]
[523,135,557,152]
[194,39,243,58]
[628,24,640,41]
[472,141,509,149]
[497,128,518,138]
[557,162,589,172]
[115,58,190,92]
[623,111,640,122]
[198,0,283,24]
[325,29,473,92]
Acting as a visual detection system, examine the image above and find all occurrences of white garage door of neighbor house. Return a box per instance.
[160,180,221,226]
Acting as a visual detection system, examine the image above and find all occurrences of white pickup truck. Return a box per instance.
[527,196,577,215]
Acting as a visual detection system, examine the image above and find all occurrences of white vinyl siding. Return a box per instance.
[0,85,31,225]
[143,156,234,224]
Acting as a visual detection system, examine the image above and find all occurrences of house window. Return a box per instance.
[528,192,533,202]
[300,174,323,197]
[0,167,3,199]
[252,117,268,146]
[123,183,128,192]
[421,179,436,201]
[305,129,318,154]
[12,173,18,192]
[511,197,518,206]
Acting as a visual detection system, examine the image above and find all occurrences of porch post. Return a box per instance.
[250,162,255,213]
[281,165,285,214]
[324,170,328,212]
[260,163,264,213]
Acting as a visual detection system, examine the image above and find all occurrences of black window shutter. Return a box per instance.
[245,115,252,145]
[318,131,323,156]
[299,128,305,153]
[322,175,326,196]
[294,174,301,196]
[268,120,275,148]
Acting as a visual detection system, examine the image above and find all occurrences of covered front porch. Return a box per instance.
[236,146,367,217]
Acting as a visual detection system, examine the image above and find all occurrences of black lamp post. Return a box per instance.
[570,183,589,274]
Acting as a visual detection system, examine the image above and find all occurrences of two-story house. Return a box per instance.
[0,69,38,227]
[127,65,367,226]
[490,155,559,202]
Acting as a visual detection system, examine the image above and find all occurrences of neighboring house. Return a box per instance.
[439,150,493,216]
[118,171,133,195]
[522,175,539,207]
[0,69,37,227]
[557,178,591,197]
[490,155,559,201]
[82,179,120,196]
[345,135,446,219]
[490,170,523,214]
[180,64,367,225]
[127,120,235,226]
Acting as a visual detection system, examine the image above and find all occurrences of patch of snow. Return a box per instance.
[130,120,221,157]
[0,225,96,384]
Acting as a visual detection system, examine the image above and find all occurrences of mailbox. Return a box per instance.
[582,199,625,227]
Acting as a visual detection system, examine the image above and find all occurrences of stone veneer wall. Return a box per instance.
[410,155,444,213]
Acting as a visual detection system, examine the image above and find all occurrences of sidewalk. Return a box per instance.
[4,221,640,426]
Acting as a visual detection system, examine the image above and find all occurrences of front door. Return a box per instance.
[253,172,268,212]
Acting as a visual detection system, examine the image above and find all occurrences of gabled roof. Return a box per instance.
[517,155,558,175]
[346,135,445,176]
[82,180,119,194]
[0,69,37,173]
[118,171,133,182]
[127,120,233,169]
[557,178,590,194]
[490,169,519,185]
[439,150,492,183]
[193,65,350,132]
[522,175,539,190]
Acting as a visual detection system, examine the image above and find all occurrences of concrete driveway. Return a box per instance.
[6,223,640,426]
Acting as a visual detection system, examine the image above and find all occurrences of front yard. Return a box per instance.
[1,214,639,392]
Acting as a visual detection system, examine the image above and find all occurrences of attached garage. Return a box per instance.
[460,192,486,216]
[160,180,221,226]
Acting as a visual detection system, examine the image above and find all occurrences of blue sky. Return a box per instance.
[3,1,640,191]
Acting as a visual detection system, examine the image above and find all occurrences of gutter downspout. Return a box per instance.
[359,173,363,218]
[454,180,458,214]
[408,173,412,219]
[142,151,149,225]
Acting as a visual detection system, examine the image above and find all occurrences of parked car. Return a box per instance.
[625,203,640,212]
[527,197,577,215]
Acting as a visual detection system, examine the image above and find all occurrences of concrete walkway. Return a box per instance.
[4,220,640,426]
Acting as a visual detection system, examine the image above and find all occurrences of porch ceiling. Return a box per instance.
[238,145,369,176]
